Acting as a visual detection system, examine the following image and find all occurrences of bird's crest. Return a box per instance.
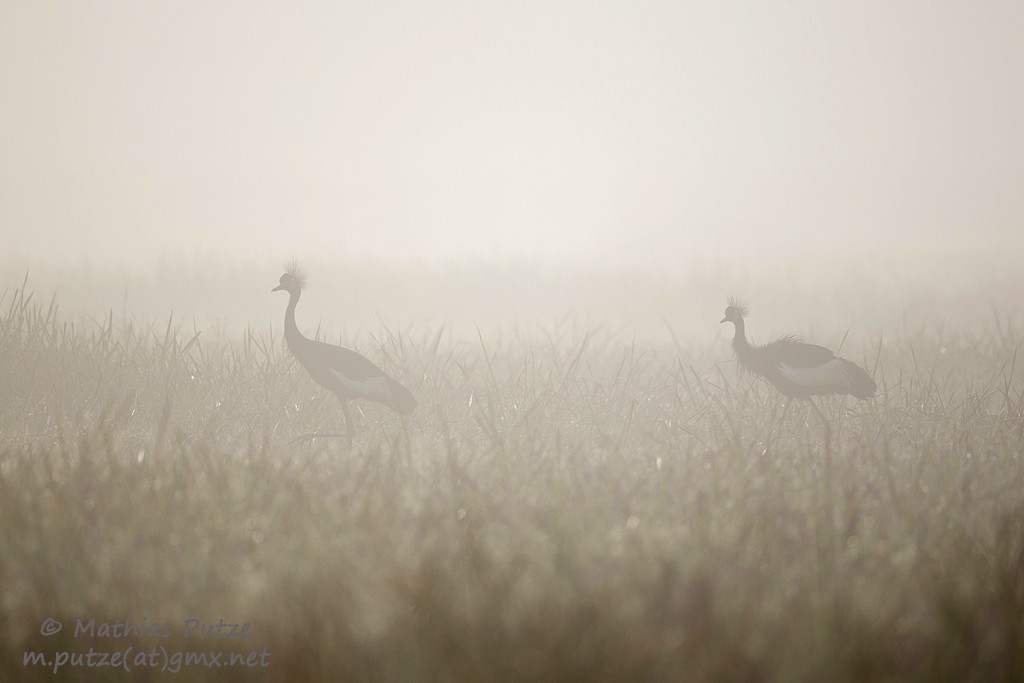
[284,262,307,290]
[727,296,750,317]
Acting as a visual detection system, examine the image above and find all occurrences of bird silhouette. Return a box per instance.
[272,267,416,442]
[720,298,875,428]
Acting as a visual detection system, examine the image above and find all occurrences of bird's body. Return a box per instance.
[273,269,416,440]
[721,300,875,424]
[732,333,876,400]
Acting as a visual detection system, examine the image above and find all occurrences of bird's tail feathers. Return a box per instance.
[841,358,877,399]
[384,376,417,415]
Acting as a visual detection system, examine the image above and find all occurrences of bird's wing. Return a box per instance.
[762,336,836,367]
[762,337,861,390]
[311,340,387,380]
[777,357,853,389]
[309,340,399,404]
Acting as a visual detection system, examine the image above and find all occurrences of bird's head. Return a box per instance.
[720,297,749,324]
[271,266,307,295]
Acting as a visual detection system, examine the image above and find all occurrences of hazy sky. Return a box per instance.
[2,0,1022,269]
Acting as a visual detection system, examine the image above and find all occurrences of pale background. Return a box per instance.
[2,0,1022,335]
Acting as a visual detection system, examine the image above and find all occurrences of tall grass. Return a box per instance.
[1,279,1023,682]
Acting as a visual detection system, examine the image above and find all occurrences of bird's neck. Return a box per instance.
[731,318,750,352]
[284,290,304,346]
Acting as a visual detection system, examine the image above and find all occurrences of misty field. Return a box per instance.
[2,278,1024,683]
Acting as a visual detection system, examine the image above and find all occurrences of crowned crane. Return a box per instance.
[272,268,416,442]
[720,299,875,427]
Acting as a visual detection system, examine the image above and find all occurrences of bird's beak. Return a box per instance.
[271,285,283,292]
[720,317,728,323]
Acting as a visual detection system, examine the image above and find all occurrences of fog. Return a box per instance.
[7,5,1024,679]
[3,0,1022,278]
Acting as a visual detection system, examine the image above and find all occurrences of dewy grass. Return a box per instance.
[1,284,1023,682]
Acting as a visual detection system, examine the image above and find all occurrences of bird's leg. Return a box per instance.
[761,397,792,453]
[809,397,836,568]
[777,397,793,427]
[341,400,355,445]
[808,398,831,435]
[288,401,356,446]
